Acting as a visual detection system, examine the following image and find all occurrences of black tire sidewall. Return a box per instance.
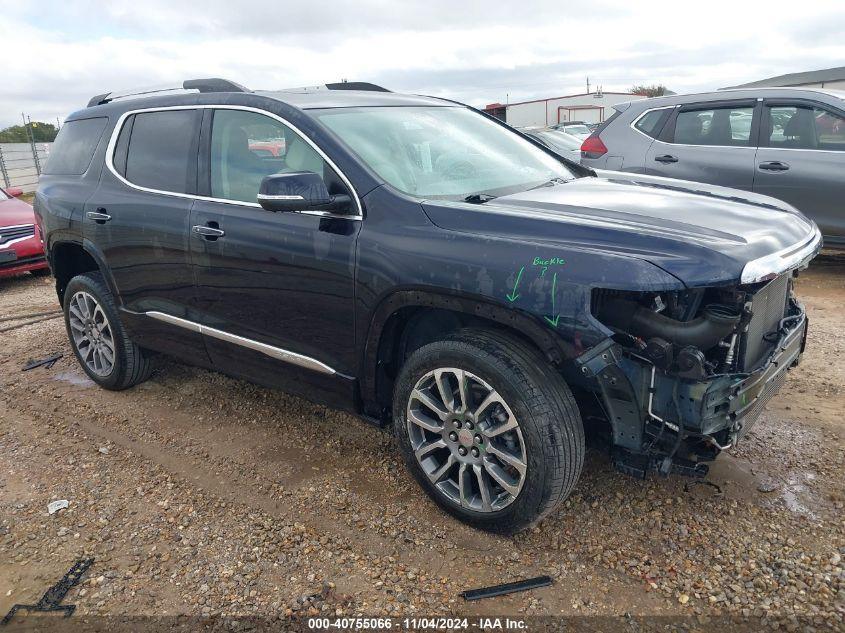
[393,341,556,532]
[63,273,131,389]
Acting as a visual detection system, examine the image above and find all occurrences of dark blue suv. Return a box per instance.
[36,79,820,533]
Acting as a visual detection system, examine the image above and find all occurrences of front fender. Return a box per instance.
[359,287,579,407]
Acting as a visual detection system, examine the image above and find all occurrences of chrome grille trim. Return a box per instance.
[0,224,35,247]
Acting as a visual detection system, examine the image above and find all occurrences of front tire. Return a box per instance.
[393,328,584,534]
[63,272,153,390]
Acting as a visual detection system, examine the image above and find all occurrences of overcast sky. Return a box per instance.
[1,0,844,129]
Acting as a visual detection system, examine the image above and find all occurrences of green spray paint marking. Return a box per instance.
[506,266,524,302]
[532,256,566,277]
[544,272,560,327]
[532,257,565,266]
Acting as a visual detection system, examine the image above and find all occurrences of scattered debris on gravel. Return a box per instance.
[1,260,843,630]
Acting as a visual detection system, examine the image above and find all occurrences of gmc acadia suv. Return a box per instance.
[36,79,820,533]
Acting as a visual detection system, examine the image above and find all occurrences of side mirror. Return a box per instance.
[6,187,23,198]
[257,171,352,214]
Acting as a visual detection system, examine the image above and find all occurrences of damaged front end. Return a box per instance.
[576,272,808,479]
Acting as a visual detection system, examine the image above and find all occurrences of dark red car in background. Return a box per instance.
[0,187,49,278]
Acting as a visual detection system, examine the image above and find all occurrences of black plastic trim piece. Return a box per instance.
[460,576,553,601]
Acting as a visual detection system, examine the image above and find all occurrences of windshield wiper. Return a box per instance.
[528,177,569,191]
[463,193,497,204]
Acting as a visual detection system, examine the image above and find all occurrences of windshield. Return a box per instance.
[312,106,574,200]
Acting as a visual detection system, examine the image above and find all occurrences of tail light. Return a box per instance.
[581,133,607,159]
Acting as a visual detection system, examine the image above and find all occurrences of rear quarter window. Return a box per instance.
[633,108,670,138]
[42,117,108,175]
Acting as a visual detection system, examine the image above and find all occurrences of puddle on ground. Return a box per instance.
[781,472,819,519]
[707,456,822,519]
[52,370,95,388]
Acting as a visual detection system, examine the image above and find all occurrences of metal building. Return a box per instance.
[484,91,646,128]
[722,66,845,91]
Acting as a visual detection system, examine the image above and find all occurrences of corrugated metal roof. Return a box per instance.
[724,66,845,89]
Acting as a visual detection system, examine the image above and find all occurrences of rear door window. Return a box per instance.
[633,108,670,138]
[765,104,845,151]
[42,117,108,175]
[122,109,199,193]
[671,105,754,146]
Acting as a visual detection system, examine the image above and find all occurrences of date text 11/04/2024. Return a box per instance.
[307,617,527,629]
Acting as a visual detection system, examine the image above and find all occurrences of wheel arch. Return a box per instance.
[360,288,577,420]
[51,239,118,305]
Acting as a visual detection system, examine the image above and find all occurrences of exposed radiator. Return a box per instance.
[739,275,790,372]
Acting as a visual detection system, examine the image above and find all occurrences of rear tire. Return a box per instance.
[63,272,153,390]
[393,328,584,534]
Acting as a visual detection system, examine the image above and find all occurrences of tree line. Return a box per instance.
[0,122,59,143]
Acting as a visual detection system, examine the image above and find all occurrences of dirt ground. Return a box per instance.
[0,256,843,631]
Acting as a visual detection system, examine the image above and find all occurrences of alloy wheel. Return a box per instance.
[68,291,116,377]
[406,368,527,512]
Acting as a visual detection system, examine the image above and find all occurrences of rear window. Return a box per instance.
[122,110,198,193]
[42,117,108,175]
[634,108,670,138]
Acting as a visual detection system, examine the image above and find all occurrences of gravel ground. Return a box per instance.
[0,257,843,631]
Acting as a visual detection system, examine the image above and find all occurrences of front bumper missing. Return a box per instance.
[577,308,807,463]
[704,313,806,440]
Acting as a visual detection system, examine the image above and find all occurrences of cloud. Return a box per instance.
[1,0,844,129]
[786,11,845,47]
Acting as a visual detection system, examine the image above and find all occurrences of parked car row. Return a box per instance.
[576,87,845,248]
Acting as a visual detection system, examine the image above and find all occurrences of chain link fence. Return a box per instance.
[0,142,52,193]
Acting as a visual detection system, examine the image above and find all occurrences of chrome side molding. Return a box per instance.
[256,193,305,201]
[144,311,336,375]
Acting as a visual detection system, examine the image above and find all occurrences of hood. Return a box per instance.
[0,195,36,228]
[421,173,819,286]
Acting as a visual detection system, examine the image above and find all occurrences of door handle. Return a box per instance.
[759,161,790,172]
[654,154,678,164]
[192,224,225,240]
[86,209,112,224]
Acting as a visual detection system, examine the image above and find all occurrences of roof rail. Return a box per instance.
[325,81,390,92]
[276,81,391,94]
[87,78,250,108]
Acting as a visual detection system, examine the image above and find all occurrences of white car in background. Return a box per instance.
[550,120,592,139]
[519,127,583,162]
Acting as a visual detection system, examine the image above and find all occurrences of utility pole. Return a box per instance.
[586,76,590,94]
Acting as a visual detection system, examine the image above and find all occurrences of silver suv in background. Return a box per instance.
[580,88,845,248]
